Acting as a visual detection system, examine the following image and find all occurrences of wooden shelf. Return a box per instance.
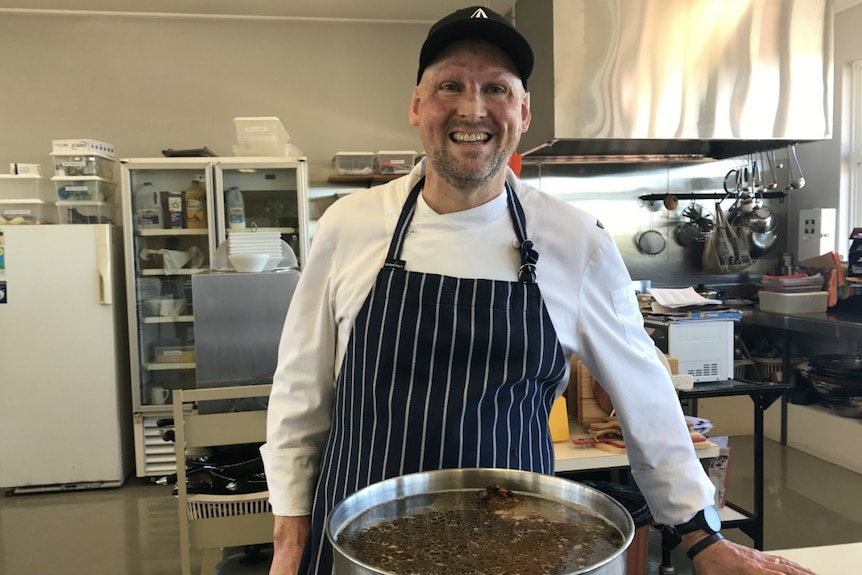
[327,174,403,186]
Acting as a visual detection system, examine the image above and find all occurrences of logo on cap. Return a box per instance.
[471,8,489,19]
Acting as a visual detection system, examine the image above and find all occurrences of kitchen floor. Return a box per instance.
[1,436,861,575]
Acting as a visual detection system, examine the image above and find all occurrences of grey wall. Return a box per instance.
[0,12,425,169]
[795,3,862,256]
[0,7,854,285]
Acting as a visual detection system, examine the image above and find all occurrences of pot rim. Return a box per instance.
[326,467,636,575]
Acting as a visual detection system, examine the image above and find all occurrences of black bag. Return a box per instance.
[702,203,753,273]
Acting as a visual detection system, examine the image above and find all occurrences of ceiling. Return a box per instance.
[837,0,862,11]
[1,1,857,20]
[0,1,516,21]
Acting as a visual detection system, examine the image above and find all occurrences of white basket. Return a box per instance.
[734,359,753,380]
[750,357,805,381]
[186,491,271,520]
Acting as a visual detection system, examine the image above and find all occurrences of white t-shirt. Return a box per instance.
[261,163,715,525]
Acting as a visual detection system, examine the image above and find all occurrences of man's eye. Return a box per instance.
[487,85,507,94]
[440,83,460,91]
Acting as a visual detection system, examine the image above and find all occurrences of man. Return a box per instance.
[261,6,817,575]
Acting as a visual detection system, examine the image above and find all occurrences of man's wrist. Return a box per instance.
[682,530,724,561]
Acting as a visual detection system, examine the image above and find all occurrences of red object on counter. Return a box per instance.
[508,153,522,177]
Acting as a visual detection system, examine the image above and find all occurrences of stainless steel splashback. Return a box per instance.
[516,0,834,161]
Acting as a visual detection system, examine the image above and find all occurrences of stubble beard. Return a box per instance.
[430,145,511,192]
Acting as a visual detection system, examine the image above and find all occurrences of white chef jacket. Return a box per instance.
[261,162,715,525]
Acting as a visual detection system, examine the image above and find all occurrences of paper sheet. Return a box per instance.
[648,287,723,309]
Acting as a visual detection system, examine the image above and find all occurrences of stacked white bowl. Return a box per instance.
[228,231,282,272]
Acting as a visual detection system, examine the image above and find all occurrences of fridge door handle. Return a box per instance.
[95,225,112,305]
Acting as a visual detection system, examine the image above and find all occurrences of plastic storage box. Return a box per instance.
[233,116,289,157]
[376,150,417,174]
[51,154,116,179]
[758,291,828,314]
[0,200,55,224]
[56,200,116,224]
[0,175,53,202]
[334,152,375,175]
[51,138,115,157]
[53,177,116,202]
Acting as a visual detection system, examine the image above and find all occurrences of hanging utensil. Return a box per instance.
[637,205,667,256]
[766,149,779,189]
[788,144,806,189]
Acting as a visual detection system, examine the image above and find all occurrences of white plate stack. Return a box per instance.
[228,231,283,271]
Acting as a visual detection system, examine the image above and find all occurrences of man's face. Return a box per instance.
[410,40,531,191]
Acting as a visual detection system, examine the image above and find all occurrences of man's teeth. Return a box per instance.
[451,132,490,142]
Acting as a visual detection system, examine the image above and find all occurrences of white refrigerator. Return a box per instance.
[0,224,132,493]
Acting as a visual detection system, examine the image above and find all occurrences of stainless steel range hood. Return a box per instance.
[514,0,834,162]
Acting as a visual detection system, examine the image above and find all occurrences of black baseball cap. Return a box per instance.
[417,6,534,88]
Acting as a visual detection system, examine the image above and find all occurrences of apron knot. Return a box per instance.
[518,238,538,283]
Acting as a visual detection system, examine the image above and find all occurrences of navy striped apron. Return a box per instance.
[300,178,567,574]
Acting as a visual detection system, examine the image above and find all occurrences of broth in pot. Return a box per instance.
[327,468,635,575]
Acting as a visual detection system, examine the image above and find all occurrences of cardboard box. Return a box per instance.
[168,191,184,229]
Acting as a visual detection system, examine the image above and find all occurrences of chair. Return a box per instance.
[172,384,274,575]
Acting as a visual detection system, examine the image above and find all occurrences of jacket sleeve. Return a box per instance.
[574,236,716,526]
[260,224,339,516]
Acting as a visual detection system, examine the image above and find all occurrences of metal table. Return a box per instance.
[659,380,791,573]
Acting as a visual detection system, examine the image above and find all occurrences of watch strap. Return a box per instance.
[686,532,725,561]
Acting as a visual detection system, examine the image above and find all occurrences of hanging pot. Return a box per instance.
[749,229,778,258]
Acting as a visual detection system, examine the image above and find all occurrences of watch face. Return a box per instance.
[703,506,722,532]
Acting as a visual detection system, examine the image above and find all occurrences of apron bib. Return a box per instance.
[300,178,566,574]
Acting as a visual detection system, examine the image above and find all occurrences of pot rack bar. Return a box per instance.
[639,190,787,205]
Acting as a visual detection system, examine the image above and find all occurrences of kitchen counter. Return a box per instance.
[746,307,862,340]
[553,422,719,473]
[769,542,862,575]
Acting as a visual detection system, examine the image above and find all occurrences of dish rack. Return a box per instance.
[172,384,273,575]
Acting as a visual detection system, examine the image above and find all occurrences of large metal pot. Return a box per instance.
[326,468,635,575]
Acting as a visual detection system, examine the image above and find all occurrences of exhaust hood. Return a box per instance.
[514,0,834,162]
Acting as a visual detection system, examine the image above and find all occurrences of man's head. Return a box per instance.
[417,6,534,89]
[409,7,534,202]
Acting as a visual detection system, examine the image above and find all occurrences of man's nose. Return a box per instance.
[457,87,488,118]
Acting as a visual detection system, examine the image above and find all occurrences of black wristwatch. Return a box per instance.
[673,507,724,561]
[674,506,722,536]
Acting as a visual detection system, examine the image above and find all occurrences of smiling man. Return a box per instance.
[261,6,819,575]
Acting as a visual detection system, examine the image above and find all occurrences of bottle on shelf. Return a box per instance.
[184,179,207,229]
[227,186,246,230]
[134,182,163,229]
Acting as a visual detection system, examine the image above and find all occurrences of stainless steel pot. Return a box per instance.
[326,468,635,575]
[808,355,862,379]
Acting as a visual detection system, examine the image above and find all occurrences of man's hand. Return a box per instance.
[682,531,820,574]
[269,515,310,575]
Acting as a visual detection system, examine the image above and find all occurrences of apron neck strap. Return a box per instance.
[505,181,538,284]
[384,177,538,284]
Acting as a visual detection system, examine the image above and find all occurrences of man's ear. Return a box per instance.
[521,91,532,132]
[409,86,421,127]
